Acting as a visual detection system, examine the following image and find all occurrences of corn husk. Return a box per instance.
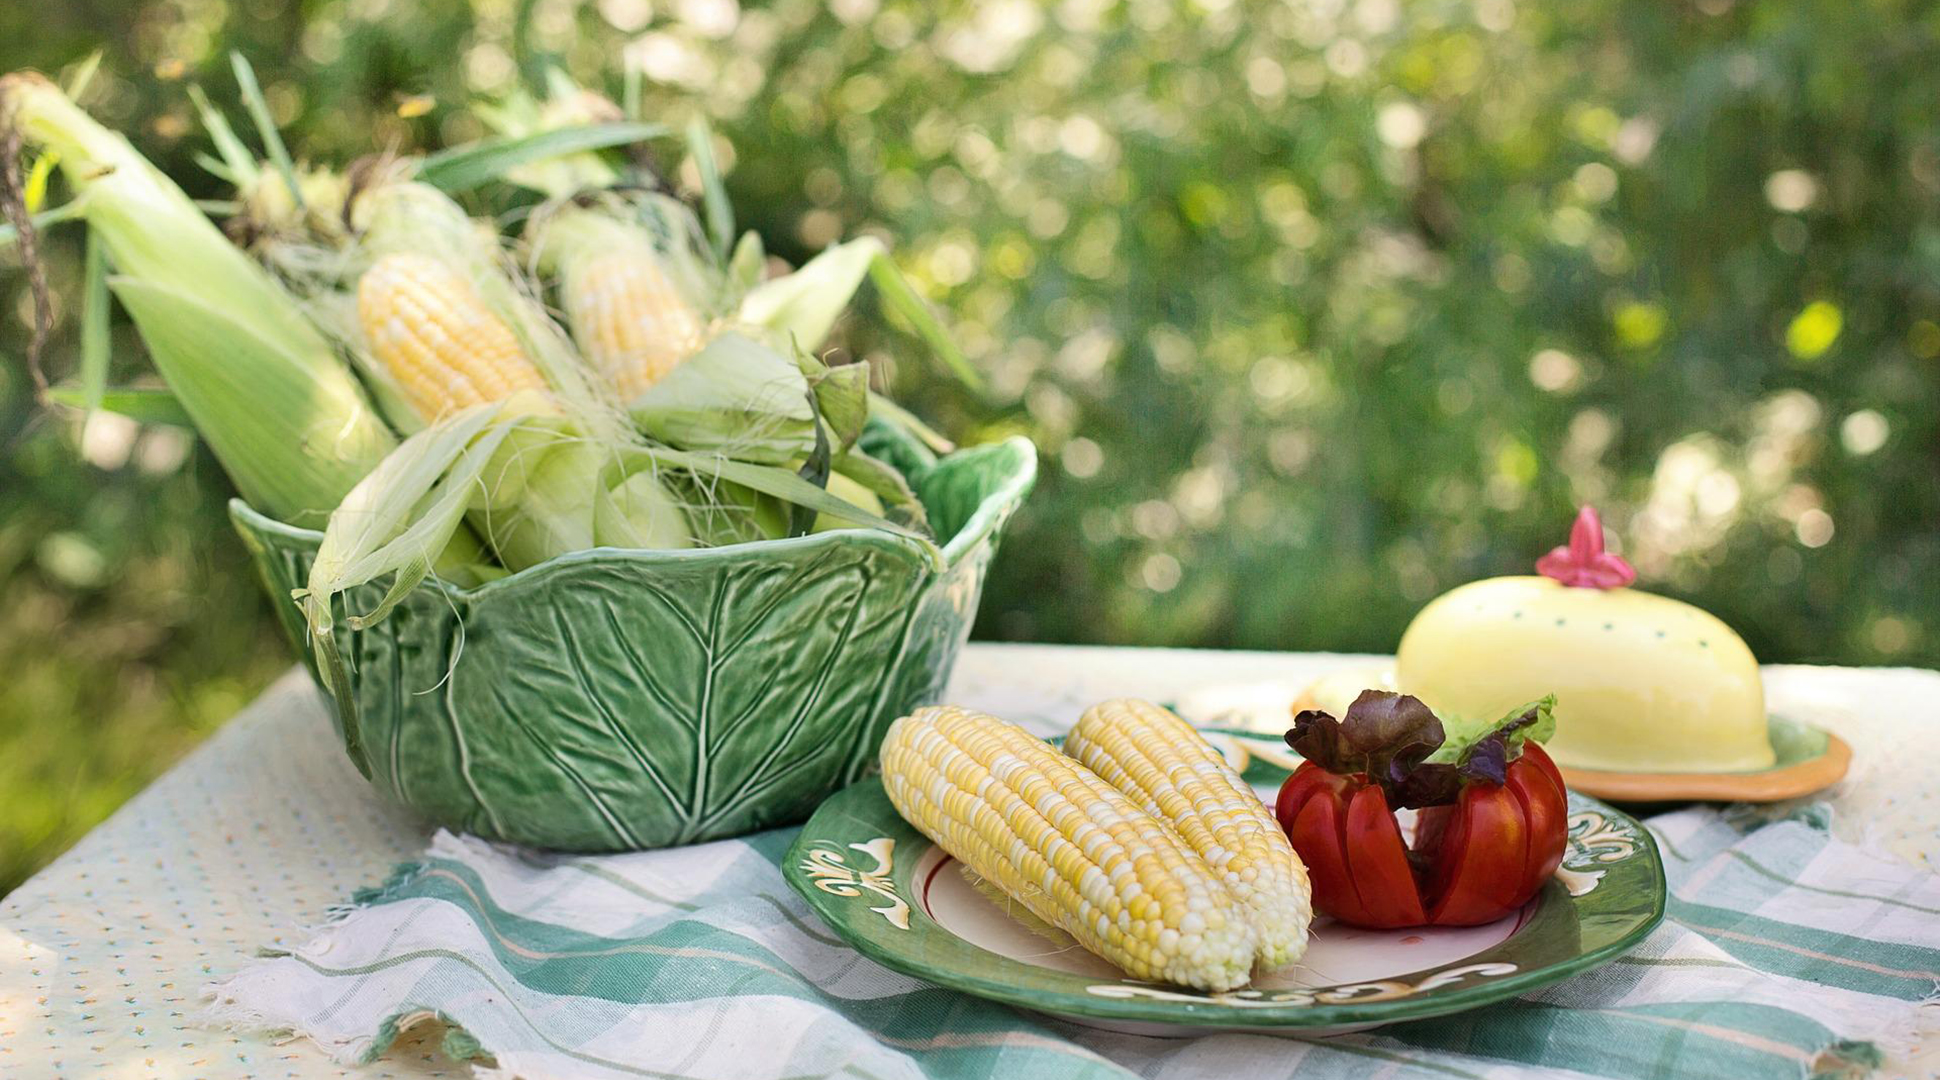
[344,180,697,567]
[0,72,396,526]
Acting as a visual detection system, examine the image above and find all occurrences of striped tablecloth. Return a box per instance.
[3,646,1937,1079]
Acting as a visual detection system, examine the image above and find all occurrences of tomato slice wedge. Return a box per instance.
[1274,764,1336,831]
[1507,760,1568,886]
[1425,784,1529,926]
[1287,787,1369,925]
[1523,742,1568,802]
[1342,785,1427,926]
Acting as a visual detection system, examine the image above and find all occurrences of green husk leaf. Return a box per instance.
[192,153,238,183]
[109,277,394,525]
[45,384,193,427]
[613,445,941,564]
[187,83,257,185]
[229,52,303,211]
[685,115,732,262]
[0,199,86,250]
[868,251,982,390]
[726,229,765,301]
[415,122,668,192]
[627,332,817,464]
[788,392,834,538]
[739,236,881,354]
[811,359,871,456]
[867,391,954,455]
[62,51,103,100]
[77,231,109,410]
[302,404,512,637]
[835,447,930,533]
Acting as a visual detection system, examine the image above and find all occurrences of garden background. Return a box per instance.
[2,0,1935,895]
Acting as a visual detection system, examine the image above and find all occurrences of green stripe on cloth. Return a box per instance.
[1387,999,1841,1078]
[1667,900,1940,998]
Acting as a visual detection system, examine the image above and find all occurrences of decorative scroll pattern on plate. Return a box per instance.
[799,838,911,929]
[1086,962,1520,1007]
[1557,807,1645,896]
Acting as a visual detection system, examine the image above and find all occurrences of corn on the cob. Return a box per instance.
[563,243,708,400]
[1066,699,1313,970]
[534,204,709,400]
[880,705,1259,991]
[358,252,552,421]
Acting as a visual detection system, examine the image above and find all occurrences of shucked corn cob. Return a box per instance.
[880,705,1260,991]
[1066,699,1313,970]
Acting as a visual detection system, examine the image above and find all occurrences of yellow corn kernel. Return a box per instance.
[561,244,708,401]
[880,704,1259,991]
[1066,699,1313,970]
[357,252,548,422]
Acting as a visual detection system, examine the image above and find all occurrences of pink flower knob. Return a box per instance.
[1536,507,1636,589]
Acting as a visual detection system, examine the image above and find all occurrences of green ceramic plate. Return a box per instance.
[785,729,1666,1035]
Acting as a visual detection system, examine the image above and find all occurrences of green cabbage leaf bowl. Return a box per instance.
[231,424,1035,851]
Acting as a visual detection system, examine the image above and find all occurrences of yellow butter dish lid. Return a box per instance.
[1395,507,1775,775]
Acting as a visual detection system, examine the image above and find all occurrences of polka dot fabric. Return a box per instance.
[0,671,449,1078]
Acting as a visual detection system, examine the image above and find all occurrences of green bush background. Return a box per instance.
[4,0,1936,894]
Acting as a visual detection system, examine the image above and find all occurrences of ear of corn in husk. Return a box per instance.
[342,180,694,568]
[534,203,712,400]
[472,69,627,198]
[530,200,828,467]
[287,177,701,640]
[0,73,396,528]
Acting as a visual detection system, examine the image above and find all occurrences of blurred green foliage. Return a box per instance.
[4,0,1938,893]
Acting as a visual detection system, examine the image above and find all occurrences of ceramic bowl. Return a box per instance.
[232,425,1036,851]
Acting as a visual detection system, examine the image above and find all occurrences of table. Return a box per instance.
[3,645,1936,1078]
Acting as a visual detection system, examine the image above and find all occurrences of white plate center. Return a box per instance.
[914,846,1526,990]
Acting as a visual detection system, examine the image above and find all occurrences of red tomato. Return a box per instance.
[1276,738,1570,929]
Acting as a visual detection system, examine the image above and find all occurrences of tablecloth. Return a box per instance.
[3,646,1938,1079]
